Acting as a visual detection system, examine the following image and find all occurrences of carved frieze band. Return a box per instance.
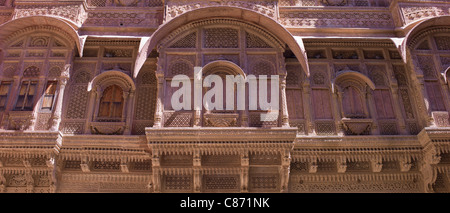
[12,4,87,26]
[279,10,394,28]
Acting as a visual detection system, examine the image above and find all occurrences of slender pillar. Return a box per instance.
[331,88,344,136]
[123,90,135,134]
[280,75,289,127]
[390,85,408,134]
[153,75,164,127]
[302,79,313,134]
[50,64,70,131]
[366,88,379,135]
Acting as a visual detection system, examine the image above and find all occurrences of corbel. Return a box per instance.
[370,156,383,173]
[337,156,347,173]
[309,158,318,173]
[120,157,129,173]
[80,156,90,172]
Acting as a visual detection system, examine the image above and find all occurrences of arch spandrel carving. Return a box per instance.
[202,60,246,78]
[0,16,84,57]
[400,16,450,64]
[333,70,376,93]
[134,6,309,78]
[88,70,136,93]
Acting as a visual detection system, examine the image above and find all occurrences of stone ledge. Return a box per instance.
[145,127,298,142]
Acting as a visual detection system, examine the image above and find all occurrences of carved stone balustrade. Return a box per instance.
[203,113,239,127]
[90,121,126,135]
[342,118,373,135]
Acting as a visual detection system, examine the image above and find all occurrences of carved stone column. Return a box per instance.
[29,77,47,130]
[390,84,408,134]
[193,68,202,127]
[332,89,344,136]
[92,86,103,122]
[280,75,289,127]
[84,86,100,134]
[153,75,164,127]
[366,88,379,135]
[302,79,313,134]
[123,90,135,135]
[50,64,70,131]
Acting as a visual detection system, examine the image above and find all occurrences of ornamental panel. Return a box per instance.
[249,174,279,191]
[280,11,394,29]
[204,28,239,48]
[163,175,192,192]
[203,175,239,192]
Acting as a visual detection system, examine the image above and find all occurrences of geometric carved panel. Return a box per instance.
[249,153,281,165]
[204,28,238,48]
[249,174,279,191]
[163,112,193,127]
[66,85,89,119]
[164,175,192,192]
[203,175,239,191]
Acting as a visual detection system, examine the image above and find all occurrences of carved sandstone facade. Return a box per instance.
[0,0,450,193]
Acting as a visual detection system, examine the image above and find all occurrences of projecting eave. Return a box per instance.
[134,6,311,78]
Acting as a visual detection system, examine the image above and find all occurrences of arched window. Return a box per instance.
[14,66,40,111]
[342,86,365,118]
[412,31,450,112]
[335,72,374,120]
[98,85,124,120]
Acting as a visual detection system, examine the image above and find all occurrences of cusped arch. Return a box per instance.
[134,6,309,78]
[202,60,246,77]
[444,67,450,84]
[88,71,136,93]
[0,16,84,56]
[333,71,376,93]
[399,15,450,63]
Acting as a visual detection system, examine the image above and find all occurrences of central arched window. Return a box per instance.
[342,86,365,118]
[98,85,124,120]
[335,72,375,120]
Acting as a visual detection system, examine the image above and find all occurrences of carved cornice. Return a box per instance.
[292,135,423,161]
[60,172,152,182]
[60,134,146,148]
[152,142,293,156]
[2,25,75,47]
[0,131,61,149]
[290,172,420,182]
[159,18,285,50]
[146,127,298,143]
[303,39,397,48]
[84,39,140,47]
